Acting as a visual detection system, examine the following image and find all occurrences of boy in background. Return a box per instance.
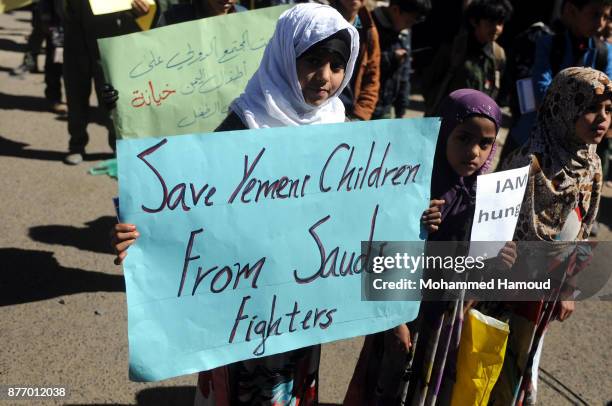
[422,0,512,116]
[502,0,612,208]
[331,0,381,120]
[371,0,431,119]
[533,0,612,101]
[63,0,145,165]
[12,0,66,115]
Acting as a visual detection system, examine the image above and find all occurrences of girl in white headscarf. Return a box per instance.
[113,4,359,405]
[218,3,359,130]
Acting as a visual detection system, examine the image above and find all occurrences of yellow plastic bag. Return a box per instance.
[450,309,509,406]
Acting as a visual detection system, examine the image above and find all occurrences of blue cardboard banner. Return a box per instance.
[117,118,440,381]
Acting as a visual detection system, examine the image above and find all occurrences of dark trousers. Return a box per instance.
[26,7,45,59]
[63,22,115,154]
[44,38,62,102]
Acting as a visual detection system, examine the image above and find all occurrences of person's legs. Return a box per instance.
[26,6,45,57]
[44,35,64,108]
[13,6,45,75]
[63,21,93,163]
[92,59,117,152]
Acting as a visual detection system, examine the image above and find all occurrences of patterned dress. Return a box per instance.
[345,90,503,406]
[490,67,607,406]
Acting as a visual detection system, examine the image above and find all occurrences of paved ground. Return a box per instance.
[0,9,611,406]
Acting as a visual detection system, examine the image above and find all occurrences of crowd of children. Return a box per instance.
[7,0,610,404]
[13,0,612,190]
[107,2,609,405]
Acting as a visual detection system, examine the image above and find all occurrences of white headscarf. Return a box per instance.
[230,3,359,128]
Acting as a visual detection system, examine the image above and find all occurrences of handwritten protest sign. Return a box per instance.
[0,0,31,13]
[98,6,290,139]
[469,165,530,257]
[118,118,439,381]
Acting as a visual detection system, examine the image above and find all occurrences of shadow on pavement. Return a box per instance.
[0,91,49,112]
[0,248,124,306]
[30,216,116,255]
[539,367,591,405]
[0,136,113,162]
[0,37,25,53]
[135,386,196,406]
[0,65,19,73]
[65,388,342,406]
[65,385,196,406]
[408,96,425,113]
[0,28,31,36]
[0,92,112,124]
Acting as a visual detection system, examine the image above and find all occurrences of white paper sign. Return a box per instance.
[88,0,154,15]
[469,165,530,258]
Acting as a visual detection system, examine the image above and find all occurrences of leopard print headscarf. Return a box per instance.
[503,67,609,241]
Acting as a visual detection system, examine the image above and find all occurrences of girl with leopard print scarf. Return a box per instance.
[490,67,610,406]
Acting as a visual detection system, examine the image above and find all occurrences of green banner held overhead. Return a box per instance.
[98,5,290,139]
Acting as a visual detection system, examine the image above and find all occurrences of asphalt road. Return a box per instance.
[1,9,611,406]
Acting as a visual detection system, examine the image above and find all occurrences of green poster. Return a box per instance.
[98,5,290,139]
